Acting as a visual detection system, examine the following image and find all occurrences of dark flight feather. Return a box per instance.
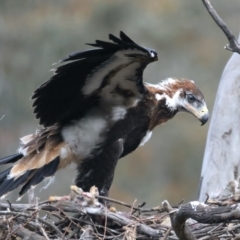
[19,156,60,197]
[32,31,156,127]
[119,31,136,44]
[0,168,11,183]
[0,153,23,165]
[109,34,125,45]
[60,49,106,63]
[0,169,34,197]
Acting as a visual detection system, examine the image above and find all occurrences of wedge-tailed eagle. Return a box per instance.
[0,31,208,199]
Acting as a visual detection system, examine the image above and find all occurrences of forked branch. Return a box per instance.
[202,0,240,54]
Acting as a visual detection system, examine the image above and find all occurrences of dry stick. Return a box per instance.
[5,224,45,240]
[66,226,80,239]
[61,222,72,239]
[164,200,240,240]
[202,0,240,54]
[56,207,123,239]
[96,195,163,212]
[6,210,38,240]
[96,195,142,211]
[0,201,79,213]
[162,227,172,240]
[0,211,63,237]
[70,216,121,236]
[56,207,82,227]
[129,199,137,215]
[1,200,51,210]
[207,223,223,234]
[85,206,162,237]
[162,200,196,240]
[1,198,163,213]
[55,207,106,240]
[79,225,94,240]
[37,223,50,240]
[103,208,108,240]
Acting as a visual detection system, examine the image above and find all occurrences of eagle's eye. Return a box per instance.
[186,94,196,103]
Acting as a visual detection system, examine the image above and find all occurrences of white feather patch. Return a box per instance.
[155,93,163,101]
[18,146,28,156]
[82,48,146,96]
[146,78,176,91]
[82,58,114,95]
[60,147,69,159]
[99,61,142,106]
[139,131,152,146]
[62,111,107,159]
[112,107,127,121]
[164,89,183,111]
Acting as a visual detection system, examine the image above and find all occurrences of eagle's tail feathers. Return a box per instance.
[0,168,34,199]
[0,153,23,165]
[18,156,60,197]
[0,155,60,199]
[0,168,11,184]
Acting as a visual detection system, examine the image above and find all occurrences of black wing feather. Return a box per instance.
[119,31,136,44]
[60,49,105,63]
[109,34,125,45]
[32,58,105,126]
[92,40,119,49]
[0,153,23,165]
[32,31,156,127]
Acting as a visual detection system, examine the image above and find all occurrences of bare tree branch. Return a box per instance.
[162,200,196,240]
[202,0,240,54]
[163,198,240,240]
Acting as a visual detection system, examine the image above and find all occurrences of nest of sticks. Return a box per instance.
[1,181,240,240]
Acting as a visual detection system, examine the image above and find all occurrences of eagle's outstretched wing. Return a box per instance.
[32,31,158,127]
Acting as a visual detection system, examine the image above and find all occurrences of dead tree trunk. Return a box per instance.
[199,36,240,201]
[199,0,240,201]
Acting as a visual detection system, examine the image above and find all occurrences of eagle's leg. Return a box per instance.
[75,139,124,201]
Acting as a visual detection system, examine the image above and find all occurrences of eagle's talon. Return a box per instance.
[48,195,70,202]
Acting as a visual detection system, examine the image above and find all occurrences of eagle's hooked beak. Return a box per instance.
[185,104,209,126]
[200,107,209,126]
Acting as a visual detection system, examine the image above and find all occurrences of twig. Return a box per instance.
[6,210,38,240]
[103,208,107,239]
[202,0,240,54]
[0,211,63,237]
[207,223,223,233]
[129,199,137,215]
[96,195,142,211]
[62,222,72,239]
[35,197,39,224]
[85,206,163,237]
[37,223,50,240]
[162,227,172,240]
[4,224,45,240]
[96,195,164,213]
[79,225,94,240]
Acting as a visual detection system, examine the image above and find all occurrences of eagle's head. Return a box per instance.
[155,78,209,125]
